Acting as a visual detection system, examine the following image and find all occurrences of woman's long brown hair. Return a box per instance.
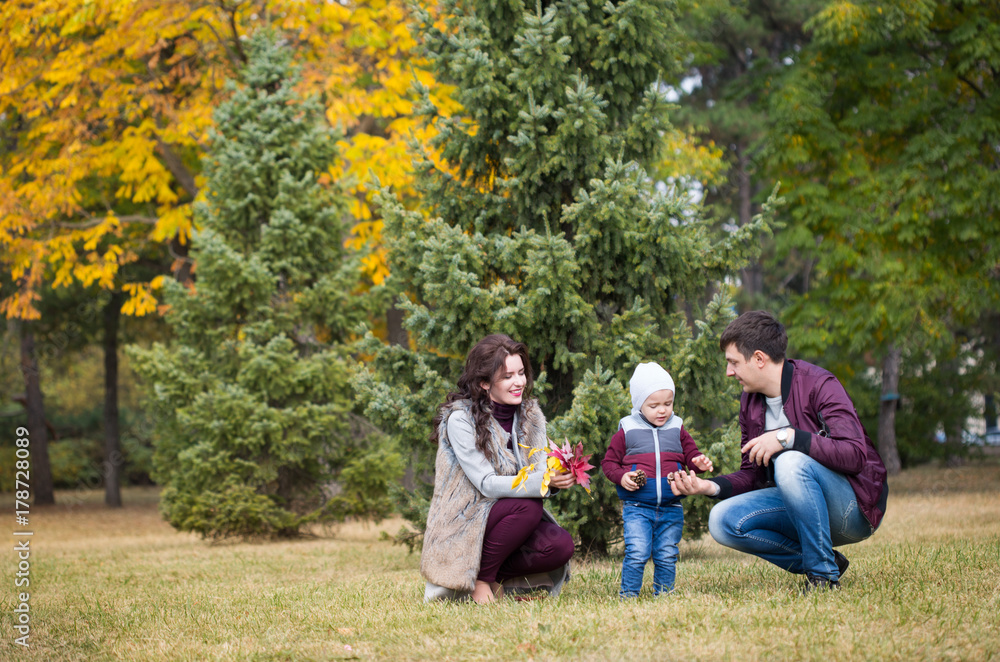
[431,334,534,461]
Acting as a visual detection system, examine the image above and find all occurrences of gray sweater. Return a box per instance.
[446,408,549,498]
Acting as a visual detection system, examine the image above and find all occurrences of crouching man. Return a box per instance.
[669,310,888,591]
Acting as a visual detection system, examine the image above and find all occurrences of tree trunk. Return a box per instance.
[877,344,902,475]
[18,322,55,505]
[940,356,966,467]
[386,296,408,347]
[104,292,124,508]
[736,145,763,304]
[170,236,193,284]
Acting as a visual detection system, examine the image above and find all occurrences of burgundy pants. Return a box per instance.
[477,498,575,584]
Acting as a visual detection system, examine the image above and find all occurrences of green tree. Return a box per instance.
[672,0,823,309]
[356,0,775,555]
[763,0,1000,471]
[129,32,391,539]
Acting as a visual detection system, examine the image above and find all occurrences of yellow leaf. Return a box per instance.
[511,465,534,492]
[540,470,552,497]
[526,446,548,460]
[120,283,158,317]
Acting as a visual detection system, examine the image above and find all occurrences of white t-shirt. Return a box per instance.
[765,395,791,432]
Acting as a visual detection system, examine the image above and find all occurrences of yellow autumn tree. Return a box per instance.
[0,0,447,505]
[1,0,447,317]
[280,1,459,286]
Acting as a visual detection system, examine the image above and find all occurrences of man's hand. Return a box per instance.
[667,469,717,496]
[743,430,785,466]
[690,454,714,472]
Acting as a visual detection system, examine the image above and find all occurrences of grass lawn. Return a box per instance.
[2,460,999,661]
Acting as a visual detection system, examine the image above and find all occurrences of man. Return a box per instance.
[669,311,888,590]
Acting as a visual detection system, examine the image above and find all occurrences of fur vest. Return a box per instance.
[420,398,568,600]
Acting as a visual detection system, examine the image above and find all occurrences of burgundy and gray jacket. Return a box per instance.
[602,413,707,507]
[710,359,889,529]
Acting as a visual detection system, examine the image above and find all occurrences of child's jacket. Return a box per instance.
[601,413,706,507]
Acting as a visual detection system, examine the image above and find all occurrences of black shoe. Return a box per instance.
[834,549,850,579]
[804,574,841,593]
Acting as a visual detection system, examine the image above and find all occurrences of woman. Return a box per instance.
[421,334,577,603]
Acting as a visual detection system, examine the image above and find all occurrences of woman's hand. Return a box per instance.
[548,470,576,490]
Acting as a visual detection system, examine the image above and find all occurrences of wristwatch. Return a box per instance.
[776,428,793,450]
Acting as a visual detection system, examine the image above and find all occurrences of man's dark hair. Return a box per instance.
[719,310,788,361]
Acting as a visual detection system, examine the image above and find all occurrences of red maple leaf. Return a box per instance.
[547,439,595,492]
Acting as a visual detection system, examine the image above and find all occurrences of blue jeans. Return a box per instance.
[620,501,684,597]
[708,451,876,581]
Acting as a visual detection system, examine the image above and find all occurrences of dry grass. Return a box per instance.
[2,460,999,661]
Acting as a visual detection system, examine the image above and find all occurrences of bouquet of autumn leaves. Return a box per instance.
[511,438,595,497]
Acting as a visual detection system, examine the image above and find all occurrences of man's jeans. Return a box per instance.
[620,501,684,596]
[708,451,875,581]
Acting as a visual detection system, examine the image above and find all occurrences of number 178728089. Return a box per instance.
[13,426,31,521]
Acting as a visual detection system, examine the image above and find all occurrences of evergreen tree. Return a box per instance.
[129,32,392,539]
[357,0,775,555]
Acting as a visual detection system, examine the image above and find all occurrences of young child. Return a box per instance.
[601,362,713,597]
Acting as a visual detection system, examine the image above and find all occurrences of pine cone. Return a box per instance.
[633,470,647,488]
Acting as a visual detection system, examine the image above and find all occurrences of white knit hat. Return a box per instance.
[630,362,675,413]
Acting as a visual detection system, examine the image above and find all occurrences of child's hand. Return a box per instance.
[690,454,714,472]
[621,471,641,491]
